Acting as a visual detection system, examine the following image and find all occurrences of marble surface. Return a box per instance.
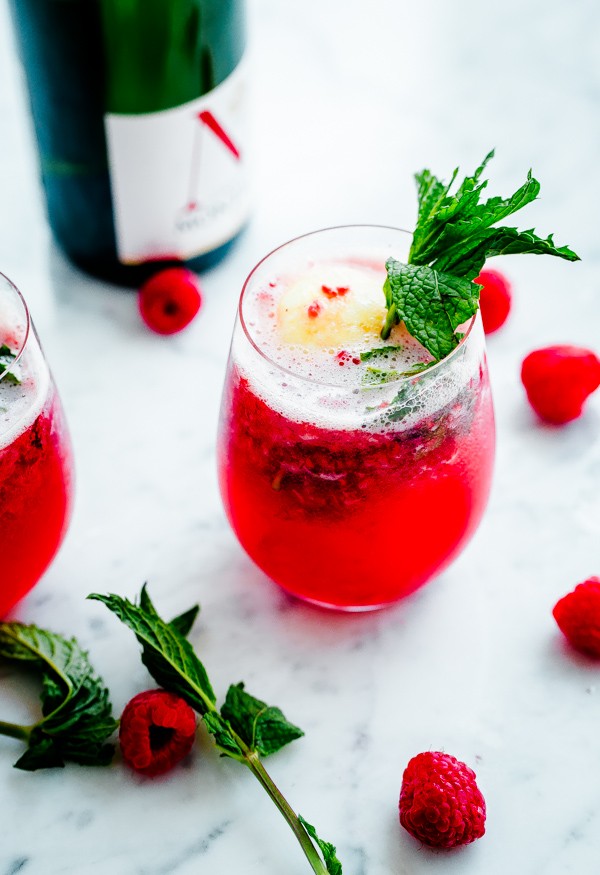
[1,1,600,873]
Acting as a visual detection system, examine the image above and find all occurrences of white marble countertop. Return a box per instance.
[1,1,600,873]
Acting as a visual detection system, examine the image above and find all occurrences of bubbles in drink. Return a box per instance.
[238,257,476,432]
[0,326,49,451]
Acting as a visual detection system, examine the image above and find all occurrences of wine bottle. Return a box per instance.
[9,0,248,285]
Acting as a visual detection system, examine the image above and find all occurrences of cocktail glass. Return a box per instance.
[0,273,74,617]
[218,226,495,610]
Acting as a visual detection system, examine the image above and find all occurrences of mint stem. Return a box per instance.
[207,706,329,874]
[380,303,397,340]
[243,751,329,875]
[0,719,30,741]
[201,697,331,872]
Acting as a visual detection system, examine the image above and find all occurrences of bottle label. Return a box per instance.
[105,59,249,265]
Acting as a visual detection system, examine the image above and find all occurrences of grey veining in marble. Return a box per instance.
[1,1,599,873]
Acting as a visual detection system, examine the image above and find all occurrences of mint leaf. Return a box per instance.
[202,712,243,758]
[0,623,117,770]
[221,682,304,758]
[434,225,580,279]
[168,604,200,638]
[384,380,428,423]
[410,151,493,263]
[0,343,20,385]
[399,361,436,377]
[88,586,216,715]
[411,166,459,256]
[362,367,401,386]
[384,259,479,361]
[416,170,540,266]
[359,345,401,362]
[298,817,343,875]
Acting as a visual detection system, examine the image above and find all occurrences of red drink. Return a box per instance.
[218,227,495,610]
[0,276,73,617]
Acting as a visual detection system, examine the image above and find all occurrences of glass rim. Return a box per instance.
[0,271,31,384]
[238,224,477,389]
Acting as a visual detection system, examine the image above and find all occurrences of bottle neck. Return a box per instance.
[100,0,246,115]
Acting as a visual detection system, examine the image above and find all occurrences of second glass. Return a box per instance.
[218,226,495,610]
[0,274,74,617]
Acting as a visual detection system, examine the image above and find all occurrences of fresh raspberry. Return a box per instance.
[399,751,486,848]
[553,577,600,658]
[475,269,512,334]
[521,345,600,424]
[119,689,197,777]
[138,268,202,335]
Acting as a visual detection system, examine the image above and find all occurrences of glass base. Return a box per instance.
[277,584,398,613]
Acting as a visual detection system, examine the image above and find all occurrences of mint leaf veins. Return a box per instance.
[0,622,117,770]
[90,585,340,875]
[381,150,580,358]
[221,682,304,757]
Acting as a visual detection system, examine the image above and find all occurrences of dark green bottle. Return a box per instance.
[9,0,248,285]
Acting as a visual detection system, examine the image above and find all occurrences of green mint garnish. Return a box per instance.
[0,623,117,770]
[362,366,401,386]
[362,360,435,391]
[90,585,340,875]
[0,343,20,385]
[381,150,580,358]
[399,361,436,377]
[359,345,401,362]
[221,682,304,758]
[298,817,343,875]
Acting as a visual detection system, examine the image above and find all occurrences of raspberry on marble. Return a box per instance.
[138,267,202,335]
[553,577,600,658]
[521,345,600,424]
[119,689,197,777]
[399,751,486,848]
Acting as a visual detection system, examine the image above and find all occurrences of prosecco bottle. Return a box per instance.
[9,0,248,285]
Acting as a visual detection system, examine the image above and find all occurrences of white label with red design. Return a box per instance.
[105,60,249,264]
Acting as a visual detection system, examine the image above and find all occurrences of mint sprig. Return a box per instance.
[0,623,117,770]
[381,150,580,357]
[90,585,341,875]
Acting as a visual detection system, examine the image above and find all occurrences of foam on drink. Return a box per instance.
[237,257,479,432]
[0,302,50,451]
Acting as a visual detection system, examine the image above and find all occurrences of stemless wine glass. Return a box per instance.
[0,273,74,617]
[217,226,495,610]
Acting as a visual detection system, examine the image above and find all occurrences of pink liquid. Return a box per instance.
[218,366,495,609]
[0,390,73,617]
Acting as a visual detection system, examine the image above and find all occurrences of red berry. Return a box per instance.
[475,269,512,334]
[521,345,600,424]
[138,268,202,335]
[119,689,197,777]
[553,577,600,658]
[399,751,486,849]
[321,285,349,298]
